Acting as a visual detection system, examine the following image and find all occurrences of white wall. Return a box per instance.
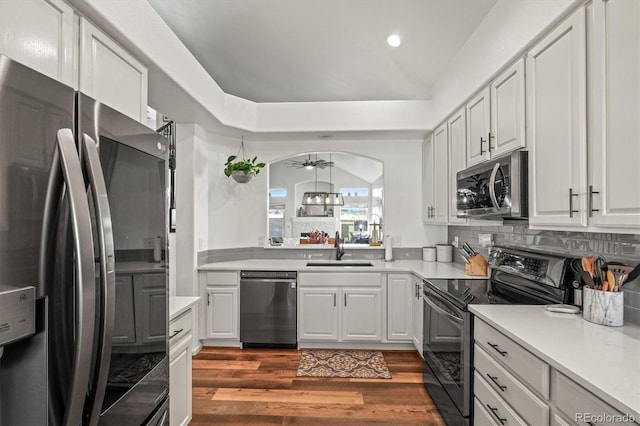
[174,123,210,297]
[198,132,446,249]
[431,0,580,124]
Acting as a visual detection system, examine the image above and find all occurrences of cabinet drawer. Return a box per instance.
[299,272,381,287]
[205,271,238,286]
[474,397,500,426]
[551,370,626,426]
[169,309,192,347]
[475,344,549,425]
[475,319,549,397]
[474,371,527,426]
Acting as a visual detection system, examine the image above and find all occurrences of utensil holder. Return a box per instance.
[465,254,488,276]
[582,287,624,326]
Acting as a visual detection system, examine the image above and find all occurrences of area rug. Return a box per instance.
[296,349,391,379]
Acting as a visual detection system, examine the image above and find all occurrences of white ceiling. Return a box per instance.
[147,0,497,104]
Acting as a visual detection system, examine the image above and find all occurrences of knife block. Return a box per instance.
[465,254,488,276]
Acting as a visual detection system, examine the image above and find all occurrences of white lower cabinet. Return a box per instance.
[299,287,339,340]
[473,318,629,426]
[298,272,383,343]
[551,370,628,426]
[386,274,414,341]
[169,309,193,426]
[342,288,382,341]
[200,271,239,343]
[412,276,423,356]
[474,318,550,426]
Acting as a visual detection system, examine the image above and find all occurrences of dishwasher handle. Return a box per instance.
[240,277,297,284]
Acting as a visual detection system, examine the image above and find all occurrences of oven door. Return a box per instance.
[422,285,471,423]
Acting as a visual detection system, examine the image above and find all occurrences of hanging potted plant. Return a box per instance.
[224,136,265,183]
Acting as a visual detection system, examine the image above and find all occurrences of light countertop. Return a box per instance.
[198,259,488,280]
[169,296,200,321]
[469,304,640,419]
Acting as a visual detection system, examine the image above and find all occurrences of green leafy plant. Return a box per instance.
[224,155,266,177]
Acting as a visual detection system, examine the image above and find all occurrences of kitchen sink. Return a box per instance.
[306,261,374,267]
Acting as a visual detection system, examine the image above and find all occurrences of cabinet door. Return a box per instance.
[0,0,75,87]
[342,288,382,341]
[527,8,587,228]
[298,288,338,341]
[466,87,491,167]
[423,136,435,222]
[448,108,467,224]
[169,335,192,426]
[490,58,526,157]
[433,124,449,224]
[205,287,239,339]
[134,273,167,344]
[590,0,640,229]
[412,277,423,356]
[387,274,413,341]
[113,274,136,344]
[79,18,148,122]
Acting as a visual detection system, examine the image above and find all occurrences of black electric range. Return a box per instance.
[421,246,576,426]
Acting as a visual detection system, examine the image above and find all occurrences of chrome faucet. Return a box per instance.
[334,231,345,260]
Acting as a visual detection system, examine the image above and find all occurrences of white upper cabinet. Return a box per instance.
[466,87,491,167]
[79,18,148,122]
[589,0,640,229]
[423,124,449,224]
[466,62,526,169]
[448,108,467,224]
[527,7,587,228]
[490,59,526,158]
[0,0,75,87]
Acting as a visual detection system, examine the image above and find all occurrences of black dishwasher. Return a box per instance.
[240,271,297,348]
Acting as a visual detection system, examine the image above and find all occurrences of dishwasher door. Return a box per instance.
[240,271,297,348]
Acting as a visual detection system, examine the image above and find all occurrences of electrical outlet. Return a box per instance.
[143,238,155,248]
[258,236,264,246]
[394,236,401,246]
[452,236,459,248]
[478,233,493,247]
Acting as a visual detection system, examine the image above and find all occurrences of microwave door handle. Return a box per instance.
[423,294,464,325]
[488,162,501,210]
[56,129,97,426]
[82,134,116,424]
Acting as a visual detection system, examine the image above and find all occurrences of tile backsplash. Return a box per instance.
[448,222,640,324]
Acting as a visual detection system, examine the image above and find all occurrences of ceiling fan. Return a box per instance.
[288,154,334,169]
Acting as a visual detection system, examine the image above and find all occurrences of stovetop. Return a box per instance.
[423,246,575,309]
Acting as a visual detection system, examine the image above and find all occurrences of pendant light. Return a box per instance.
[301,153,344,206]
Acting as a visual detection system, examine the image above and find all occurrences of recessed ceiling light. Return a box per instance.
[387,34,401,48]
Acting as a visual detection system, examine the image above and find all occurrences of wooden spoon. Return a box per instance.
[607,270,616,292]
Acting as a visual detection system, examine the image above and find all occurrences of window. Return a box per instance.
[269,188,286,197]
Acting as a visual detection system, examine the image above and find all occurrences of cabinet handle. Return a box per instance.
[169,328,184,340]
[344,294,347,307]
[334,294,336,307]
[207,294,210,305]
[569,188,579,218]
[486,373,507,391]
[588,185,600,217]
[488,132,493,152]
[487,341,508,357]
[480,137,486,155]
[486,404,507,425]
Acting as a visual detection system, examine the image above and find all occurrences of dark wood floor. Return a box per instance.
[191,347,445,425]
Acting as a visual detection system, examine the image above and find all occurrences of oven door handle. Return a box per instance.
[423,293,464,325]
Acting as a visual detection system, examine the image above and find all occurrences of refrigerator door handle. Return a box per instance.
[82,133,116,424]
[55,128,97,426]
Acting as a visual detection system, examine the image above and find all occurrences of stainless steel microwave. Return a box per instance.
[456,151,528,219]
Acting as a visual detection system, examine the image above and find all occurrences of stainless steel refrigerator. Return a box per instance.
[0,55,169,425]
